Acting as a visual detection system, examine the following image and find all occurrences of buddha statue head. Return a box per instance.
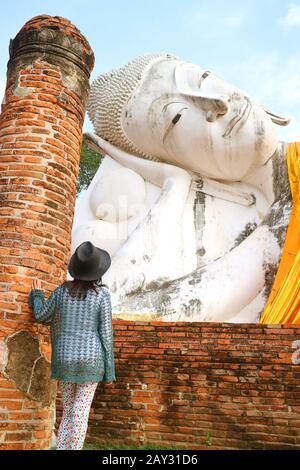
[87,53,289,182]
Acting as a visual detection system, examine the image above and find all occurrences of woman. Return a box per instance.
[28,241,116,450]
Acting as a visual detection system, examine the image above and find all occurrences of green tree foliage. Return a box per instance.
[77,142,103,194]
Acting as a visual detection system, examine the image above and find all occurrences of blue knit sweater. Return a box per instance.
[28,284,116,384]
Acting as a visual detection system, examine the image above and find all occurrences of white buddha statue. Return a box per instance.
[72,53,292,323]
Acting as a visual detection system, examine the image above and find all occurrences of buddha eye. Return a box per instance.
[202,71,211,79]
[198,70,211,87]
[162,106,187,144]
[172,113,182,125]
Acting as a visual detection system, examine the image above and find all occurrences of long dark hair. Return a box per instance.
[61,278,108,300]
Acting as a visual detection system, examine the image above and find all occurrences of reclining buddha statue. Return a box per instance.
[71,53,299,323]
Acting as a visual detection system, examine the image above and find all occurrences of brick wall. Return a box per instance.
[56,321,300,450]
[0,16,94,450]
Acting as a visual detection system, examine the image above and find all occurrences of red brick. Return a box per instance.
[0,443,25,450]
[5,431,33,442]
[56,322,300,450]
[0,400,23,410]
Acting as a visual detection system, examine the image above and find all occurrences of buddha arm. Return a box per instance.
[84,132,191,187]
[83,135,192,303]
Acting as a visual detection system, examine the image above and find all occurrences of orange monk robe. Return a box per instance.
[260,142,300,324]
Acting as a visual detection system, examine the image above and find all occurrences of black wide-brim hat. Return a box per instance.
[68,241,111,281]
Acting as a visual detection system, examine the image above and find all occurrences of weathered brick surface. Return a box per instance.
[57,322,300,450]
[0,15,94,450]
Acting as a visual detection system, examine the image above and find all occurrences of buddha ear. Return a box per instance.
[263,107,291,126]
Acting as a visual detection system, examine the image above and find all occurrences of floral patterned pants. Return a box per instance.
[56,381,98,450]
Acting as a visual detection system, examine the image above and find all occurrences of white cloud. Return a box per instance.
[278,3,300,28]
[200,14,244,39]
[221,15,244,29]
[184,7,244,39]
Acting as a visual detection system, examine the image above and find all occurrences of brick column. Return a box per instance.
[0,15,94,450]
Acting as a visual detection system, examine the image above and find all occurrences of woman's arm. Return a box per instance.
[98,289,116,382]
[28,287,59,324]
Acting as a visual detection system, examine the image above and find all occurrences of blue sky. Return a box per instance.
[0,0,299,141]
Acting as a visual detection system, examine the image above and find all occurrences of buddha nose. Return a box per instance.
[206,95,231,122]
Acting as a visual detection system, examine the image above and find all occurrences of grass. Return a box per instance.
[204,432,212,447]
[82,441,187,450]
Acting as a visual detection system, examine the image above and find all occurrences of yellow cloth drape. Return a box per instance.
[260,142,300,324]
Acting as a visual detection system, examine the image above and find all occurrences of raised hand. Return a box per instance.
[31,278,42,290]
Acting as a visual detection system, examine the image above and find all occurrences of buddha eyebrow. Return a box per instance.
[162,101,187,113]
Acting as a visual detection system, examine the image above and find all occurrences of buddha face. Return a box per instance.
[121,58,286,181]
